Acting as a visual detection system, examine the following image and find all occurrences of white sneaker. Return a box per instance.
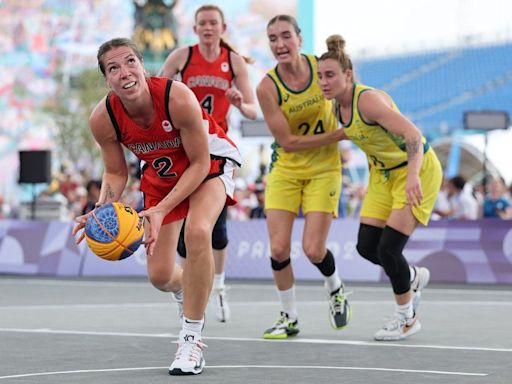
[172,291,183,323]
[213,286,230,322]
[169,330,207,375]
[411,266,430,312]
[374,314,421,341]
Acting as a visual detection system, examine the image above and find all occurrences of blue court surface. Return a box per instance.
[0,276,511,383]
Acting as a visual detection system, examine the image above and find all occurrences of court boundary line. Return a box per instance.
[1,327,511,353]
[1,299,512,310]
[0,364,488,380]
[0,278,511,297]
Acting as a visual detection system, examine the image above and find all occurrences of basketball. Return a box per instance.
[84,202,144,261]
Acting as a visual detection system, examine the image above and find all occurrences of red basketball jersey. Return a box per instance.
[181,44,234,133]
[106,77,240,221]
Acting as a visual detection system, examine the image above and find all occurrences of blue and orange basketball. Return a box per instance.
[84,202,144,261]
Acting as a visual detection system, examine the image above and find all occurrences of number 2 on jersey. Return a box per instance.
[153,156,177,178]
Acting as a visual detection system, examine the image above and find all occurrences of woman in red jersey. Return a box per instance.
[72,38,241,376]
[160,4,256,322]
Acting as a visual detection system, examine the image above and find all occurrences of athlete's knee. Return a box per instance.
[270,243,291,262]
[356,224,383,266]
[302,241,325,263]
[377,226,411,294]
[184,222,211,256]
[148,270,173,292]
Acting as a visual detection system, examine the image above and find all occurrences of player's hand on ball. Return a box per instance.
[72,202,103,244]
[72,212,92,244]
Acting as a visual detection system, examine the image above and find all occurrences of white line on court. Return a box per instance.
[0,299,511,310]
[0,278,510,297]
[0,364,488,380]
[0,327,511,353]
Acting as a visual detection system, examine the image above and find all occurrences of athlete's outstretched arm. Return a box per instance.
[72,98,129,243]
[257,77,345,152]
[89,99,129,205]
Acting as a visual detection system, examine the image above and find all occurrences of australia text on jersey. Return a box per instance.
[288,94,323,114]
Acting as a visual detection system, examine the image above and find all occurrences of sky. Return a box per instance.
[314,0,512,57]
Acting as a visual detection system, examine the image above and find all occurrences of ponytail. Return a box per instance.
[220,38,254,64]
[319,34,354,78]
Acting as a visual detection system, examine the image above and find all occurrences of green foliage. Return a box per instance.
[47,69,108,172]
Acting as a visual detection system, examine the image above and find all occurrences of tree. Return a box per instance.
[46,68,107,175]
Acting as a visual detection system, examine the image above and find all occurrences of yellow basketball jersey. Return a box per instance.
[338,83,428,171]
[267,54,340,178]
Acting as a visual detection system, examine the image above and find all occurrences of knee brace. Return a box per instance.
[176,222,187,258]
[356,224,383,266]
[271,257,291,271]
[313,249,336,277]
[212,206,228,250]
[377,226,411,295]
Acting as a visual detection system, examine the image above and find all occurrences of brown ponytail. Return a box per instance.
[319,34,353,75]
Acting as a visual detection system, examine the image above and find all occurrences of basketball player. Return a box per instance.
[317,34,442,340]
[257,15,350,339]
[160,4,256,322]
[72,38,241,375]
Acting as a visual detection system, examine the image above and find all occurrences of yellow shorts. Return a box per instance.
[360,148,443,225]
[265,170,341,217]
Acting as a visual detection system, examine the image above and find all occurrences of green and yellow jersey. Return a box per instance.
[267,54,341,179]
[338,83,428,171]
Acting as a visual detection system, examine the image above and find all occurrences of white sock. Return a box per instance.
[277,285,298,321]
[409,266,416,282]
[182,316,204,334]
[395,299,414,319]
[324,269,342,294]
[213,273,225,290]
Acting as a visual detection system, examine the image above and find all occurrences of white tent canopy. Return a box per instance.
[432,127,512,185]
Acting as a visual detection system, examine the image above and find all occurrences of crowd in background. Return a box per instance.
[1,165,511,222]
[432,175,512,220]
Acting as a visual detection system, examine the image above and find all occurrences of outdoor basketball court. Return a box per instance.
[0,276,510,383]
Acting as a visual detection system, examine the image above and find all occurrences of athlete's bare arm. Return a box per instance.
[257,77,345,152]
[89,98,129,205]
[72,98,129,242]
[359,90,424,206]
[159,47,190,79]
[227,52,257,120]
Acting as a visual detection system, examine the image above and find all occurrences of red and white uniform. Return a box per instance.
[181,44,234,133]
[106,77,241,223]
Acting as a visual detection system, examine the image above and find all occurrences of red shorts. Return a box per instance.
[141,156,236,224]
[143,193,189,225]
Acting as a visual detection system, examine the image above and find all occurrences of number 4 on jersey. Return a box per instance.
[200,94,214,115]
